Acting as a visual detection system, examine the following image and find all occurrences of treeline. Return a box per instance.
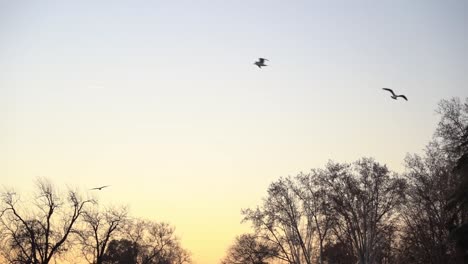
[222,97,468,264]
[0,180,191,264]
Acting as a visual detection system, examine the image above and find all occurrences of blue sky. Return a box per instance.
[1,1,467,263]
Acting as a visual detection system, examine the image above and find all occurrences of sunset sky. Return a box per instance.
[1,1,467,263]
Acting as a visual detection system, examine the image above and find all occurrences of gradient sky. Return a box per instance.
[1,1,467,263]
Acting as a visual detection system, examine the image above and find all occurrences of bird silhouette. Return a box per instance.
[90,185,110,191]
[382,88,408,101]
[254,58,268,68]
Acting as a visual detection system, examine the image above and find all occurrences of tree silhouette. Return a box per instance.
[102,239,139,264]
[0,178,93,264]
[435,98,468,263]
[449,127,468,263]
[294,172,336,264]
[322,240,356,264]
[221,234,278,264]
[394,97,467,264]
[76,206,128,264]
[400,144,456,264]
[242,177,316,264]
[321,158,406,264]
[123,219,191,264]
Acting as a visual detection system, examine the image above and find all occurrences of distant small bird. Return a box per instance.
[254,58,268,68]
[90,185,110,191]
[382,88,408,101]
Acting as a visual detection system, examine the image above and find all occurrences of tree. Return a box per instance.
[320,158,406,264]
[119,219,191,264]
[242,177,316,264]
[449,126,468,263]
[0,178,93,264]
[434,97,468,159]
[399,145,456,264]
[1,218,47,264]
[321,240,356,264]
[77,206,128,264]
[450,153,468,263]
[294,172,336,264]
[242,159,405,264]
[102,239,139,264]
[397,97,468,264]
[435,97,468,263]
[221,234,278,264]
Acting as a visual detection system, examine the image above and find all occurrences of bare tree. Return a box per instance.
[449,126,468,263]
[242,177,316,264]
[320,158,406,264]
[0,178,93,264]
[321,240,356,264]
[77,205,128,264]
[221,233,278,264]
[101,238,139,263]
[114,219,191,264]
[434,97,468,159]
[436,98,468,263]
[398,97,468,264]
[399,144,456,264]
[294,172,336,264]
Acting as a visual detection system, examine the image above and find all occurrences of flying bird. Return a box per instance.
[90,185,110,191]
[382,88,408,101]
[254,58,268,68]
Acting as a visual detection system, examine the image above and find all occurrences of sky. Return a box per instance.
[1,1,467,263]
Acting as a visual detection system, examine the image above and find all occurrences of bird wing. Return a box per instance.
[90,185,110,190]
[259,58,268,63]
[398,95,408,101]
[382,88,396,96]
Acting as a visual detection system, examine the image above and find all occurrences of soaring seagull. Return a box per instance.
[90,185,110,191]
[382,88,408,101]
[254,58,268,68]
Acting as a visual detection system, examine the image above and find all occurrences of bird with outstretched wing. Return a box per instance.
[382,88,408,101]
[254,58,269,68]
[90,185,110,191]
